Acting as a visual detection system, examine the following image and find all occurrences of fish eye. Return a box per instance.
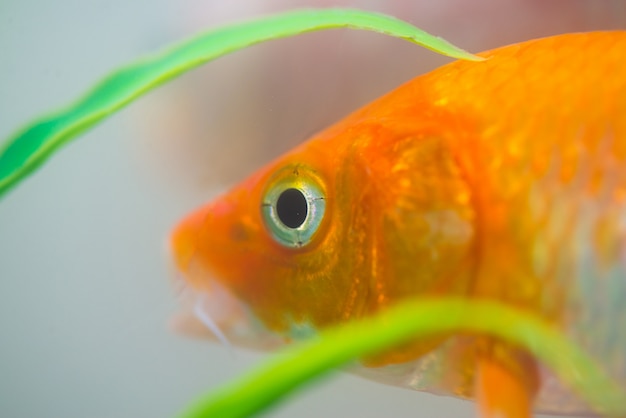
[261,170,326,248]
[276,188,308,228]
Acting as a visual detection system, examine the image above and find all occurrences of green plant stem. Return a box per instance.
[177,298,626,418]
[0,8,481,199]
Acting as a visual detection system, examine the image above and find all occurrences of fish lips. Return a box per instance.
[168,251,286,351]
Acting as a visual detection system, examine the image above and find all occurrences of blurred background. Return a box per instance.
[1,1,625,417]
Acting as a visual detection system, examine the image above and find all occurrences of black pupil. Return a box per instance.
[276,188,308,229]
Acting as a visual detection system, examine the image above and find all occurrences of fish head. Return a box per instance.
[169,76,477,355]
[170,130,360,349]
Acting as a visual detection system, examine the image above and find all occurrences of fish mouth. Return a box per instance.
[169,206,286,351]
[169,262,286,352]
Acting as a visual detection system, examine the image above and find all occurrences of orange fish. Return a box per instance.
[170,31,626,417]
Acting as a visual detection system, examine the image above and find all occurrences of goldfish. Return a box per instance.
[170,31,626,417]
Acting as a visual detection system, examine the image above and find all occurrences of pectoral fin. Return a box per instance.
[476,348,538,418]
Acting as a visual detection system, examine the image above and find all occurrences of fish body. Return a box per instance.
[171,32,626,415]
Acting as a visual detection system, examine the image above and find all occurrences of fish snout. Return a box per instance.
[170,205,212,277]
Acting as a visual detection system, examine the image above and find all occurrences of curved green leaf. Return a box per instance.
[178,298,625,418]
[0,8,481,199]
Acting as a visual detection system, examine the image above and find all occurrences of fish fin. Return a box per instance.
[168,310,218,340]
[193,296,233,350]
[476,349,538,418]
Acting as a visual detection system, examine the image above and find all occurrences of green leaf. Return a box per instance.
[0,8,481,199]
[177,298,626,418]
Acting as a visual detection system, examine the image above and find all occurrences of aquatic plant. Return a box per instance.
[0,8,478,200]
